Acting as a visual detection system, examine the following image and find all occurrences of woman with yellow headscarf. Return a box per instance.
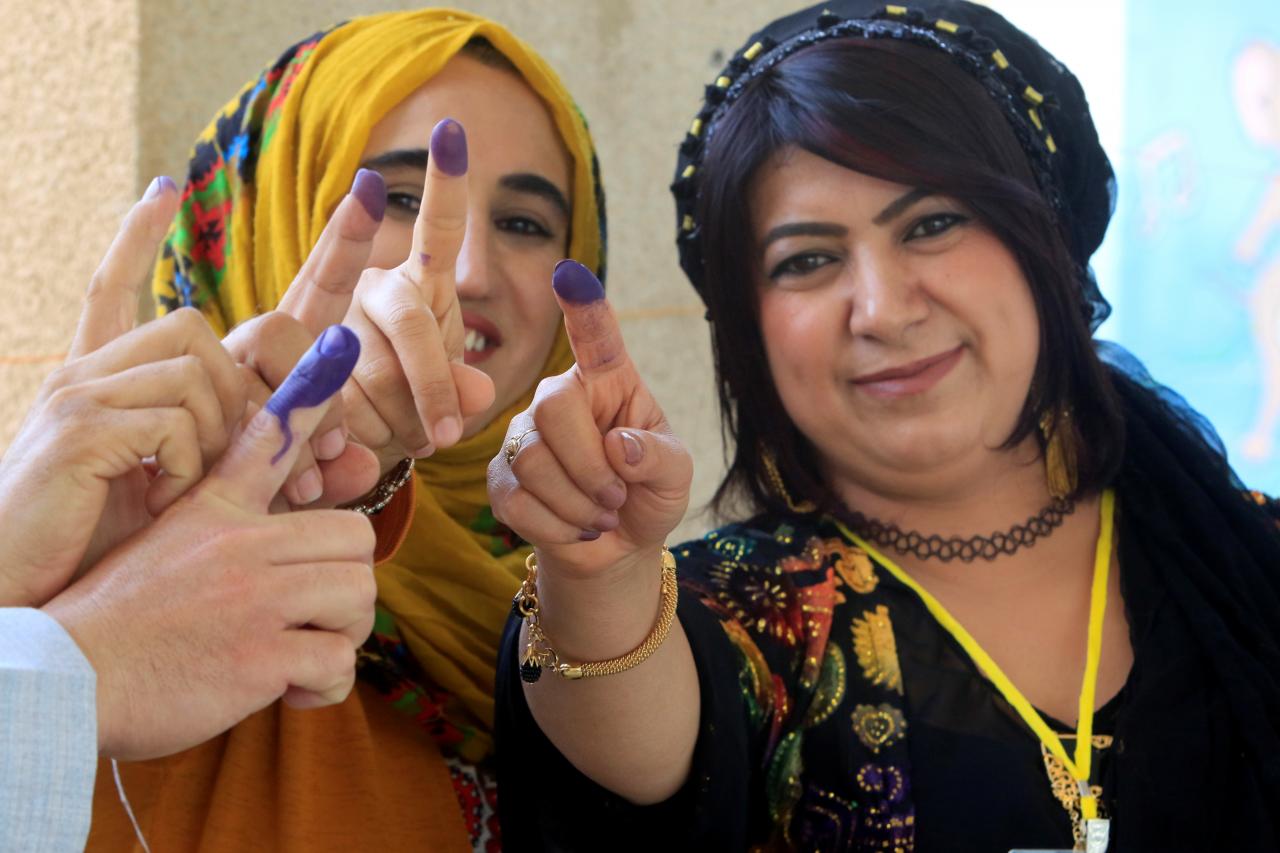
[87,9,605,851]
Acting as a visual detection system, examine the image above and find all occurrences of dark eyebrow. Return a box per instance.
[358,150,570,219]
[760,222,848,253]
[360,148,428,172]
[872,187,933,225]
[499,173,570,219]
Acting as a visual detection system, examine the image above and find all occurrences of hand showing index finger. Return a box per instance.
[406,118,469,361]
[552,260,640,390]
[69,176,180,359]
[278,169,386,337]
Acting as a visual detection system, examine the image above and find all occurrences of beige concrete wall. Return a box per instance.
[0,0,800,540]
[0,0,140,448]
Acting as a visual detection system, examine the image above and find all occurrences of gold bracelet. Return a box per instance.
[515,548,678,682]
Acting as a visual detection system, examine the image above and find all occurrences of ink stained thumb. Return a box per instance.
[264,325,361,463]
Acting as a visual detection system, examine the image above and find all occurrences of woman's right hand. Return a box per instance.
[487,260,693,580]
[486,261,700,805]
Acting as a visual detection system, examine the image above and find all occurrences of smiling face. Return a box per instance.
[751,147,1041,500]
[359,52,572,438]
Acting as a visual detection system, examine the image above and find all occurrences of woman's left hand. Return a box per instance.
[334,119,496,476]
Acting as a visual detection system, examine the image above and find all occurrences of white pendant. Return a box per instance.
[1085,818,1111,853]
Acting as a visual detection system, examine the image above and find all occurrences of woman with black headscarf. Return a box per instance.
[489,3,1280,850]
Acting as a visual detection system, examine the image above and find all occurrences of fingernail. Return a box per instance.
[430,118,468,176]
[296,467,323,504]
[314,427,346,461]
[620,431,644,465]
[579,529,601,542]
[597,482,626,511]
[594,510,620,532]
[351,168,386,222]
[552,259,604,304]
[432,416,462,448]
[143,175,176,201]
[412,444,435,458]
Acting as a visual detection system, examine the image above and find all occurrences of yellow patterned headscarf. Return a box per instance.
[154,9,605,759]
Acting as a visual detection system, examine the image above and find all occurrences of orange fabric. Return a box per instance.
[371,475,416,564]
[87,682,469,852]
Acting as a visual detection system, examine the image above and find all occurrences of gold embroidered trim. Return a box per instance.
[852,605,903,694]
[851,702,908,754]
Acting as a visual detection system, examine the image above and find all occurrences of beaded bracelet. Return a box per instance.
[344,457,414,516]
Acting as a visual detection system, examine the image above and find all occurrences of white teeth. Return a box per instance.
[464,329,489,352]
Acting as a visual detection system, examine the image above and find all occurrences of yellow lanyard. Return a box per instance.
[834,488,1115,823]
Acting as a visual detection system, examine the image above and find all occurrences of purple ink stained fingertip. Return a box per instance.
[351,168,386,222]
[552,259,604,304]
[430,118,468,176]
[143,175,177,201]
[264,325,361,464]
[317,324,357,358]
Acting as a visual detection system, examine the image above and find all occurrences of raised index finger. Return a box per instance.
[551,260,634,380]
[406,118,468,360]
[278,169,385,337]
[69,176,180,359]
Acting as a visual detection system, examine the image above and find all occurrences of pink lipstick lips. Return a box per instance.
[850,345,964,399]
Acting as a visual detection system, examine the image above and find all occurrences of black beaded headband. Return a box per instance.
[672,3,1072,295]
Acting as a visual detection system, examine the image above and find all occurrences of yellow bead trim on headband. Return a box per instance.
[885,4,908,15]
[744,41,765,60]
[992,49,1009,69]
[1023,84,1045,105]
[682,164,696,179]
[1046,134,1058,154]
[715,75,732,88]
[690,117,703,137]
[1028,107,1043,131]
[682,214,695,232]
[935,19,959,33]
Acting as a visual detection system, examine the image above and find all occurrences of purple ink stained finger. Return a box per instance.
[552,259,604,304]
[264,325,361,464]
[351,168,386,222]
[430,119,468,176]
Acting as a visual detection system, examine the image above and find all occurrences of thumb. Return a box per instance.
[203,325,360,511]
[68,176,180,359]
[603,426,693,497]
[551,260,636,381]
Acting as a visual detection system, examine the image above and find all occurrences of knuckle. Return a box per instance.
[382,300,430,340]
[169,306,209,337]
[174,353,206,385]
[257,310,300,341]
[355,352,405,398]
[342,512,378,557]
[414,376,457,414]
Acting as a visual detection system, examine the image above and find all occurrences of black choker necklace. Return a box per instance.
[842,497,1077,563]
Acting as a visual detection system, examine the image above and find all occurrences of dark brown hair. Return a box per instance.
[696,37,1123,517]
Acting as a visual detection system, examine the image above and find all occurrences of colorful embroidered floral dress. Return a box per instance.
[498,492,1280,851]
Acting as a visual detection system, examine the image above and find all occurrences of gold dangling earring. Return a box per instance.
[760,447,817,513]
[1039,408,1079,500]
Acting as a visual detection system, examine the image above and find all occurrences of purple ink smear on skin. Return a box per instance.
[419,252,431,267]
[552,259,604,304]
[264,325,361,464]
[430,119,468,176]
[351,168,386,222]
